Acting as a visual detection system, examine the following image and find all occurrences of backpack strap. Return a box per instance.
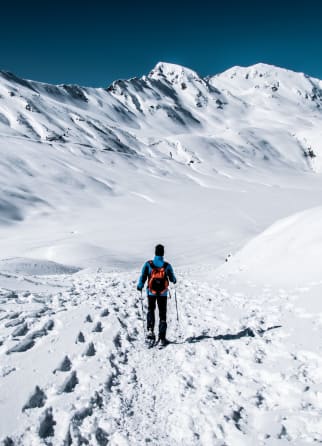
[149,260,168,270]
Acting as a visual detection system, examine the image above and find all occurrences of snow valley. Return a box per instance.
[0,62,322,445]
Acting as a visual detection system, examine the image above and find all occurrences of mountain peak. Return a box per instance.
[216,62,307,81]
[148,62,201,82]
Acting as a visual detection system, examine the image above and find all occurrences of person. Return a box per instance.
[137,244,176,345]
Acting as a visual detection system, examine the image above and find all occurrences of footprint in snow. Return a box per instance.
[66,393,105,444]
[72,406,93,424]
[5,318,25,328]
[231,407,246,433]
[60,371,79,393]
[85,314,93,323]
[112,305,120,313]
[38,407,56,439]
[92,321,103,332]
[27,320,54,342]
[43,319,55,331]
[6,337,35,354]
[84,342,96,357]
[22,386,47,411]
[95,427,109,445]
[226,372,234,382]
[11,322,29,337]
[255,391,265,407]
[54,355,72,373]
[100,308,109,317]
[8,312,21,320]
[76,331,85,343]
[113,333,122,349]
[278,425,289,440]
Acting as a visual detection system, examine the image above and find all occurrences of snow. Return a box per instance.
[1,61,322,444]
[214,206,322,288]
[1,269,322,444]
[148,61,202,83]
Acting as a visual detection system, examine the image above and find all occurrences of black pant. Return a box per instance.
[147,295,167,340]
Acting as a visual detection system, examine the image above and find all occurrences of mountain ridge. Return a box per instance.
[0,60,321,168]
[1,61,321,89]
[0,59,322,238]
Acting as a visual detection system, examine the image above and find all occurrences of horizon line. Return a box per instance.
[0,61,315,89]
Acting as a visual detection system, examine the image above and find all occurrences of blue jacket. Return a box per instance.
[137,256,176,297]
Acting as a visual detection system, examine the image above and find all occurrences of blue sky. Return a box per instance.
[1,0,322,86]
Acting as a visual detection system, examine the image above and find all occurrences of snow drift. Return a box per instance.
[214,206,322,287]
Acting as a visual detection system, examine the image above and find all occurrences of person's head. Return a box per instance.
[155,244,164,257]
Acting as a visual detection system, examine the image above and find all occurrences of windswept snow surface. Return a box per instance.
[214,206,322,287]
[1,62,322,444]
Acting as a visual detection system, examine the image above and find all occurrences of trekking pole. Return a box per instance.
[174,285,180,324]
[139,290,146,338]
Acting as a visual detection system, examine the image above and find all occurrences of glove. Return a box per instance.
[137,285,143,291]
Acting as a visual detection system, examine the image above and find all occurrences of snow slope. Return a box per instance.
[1,62,322,444]
[1,62,322,270]
[214,205,322,288]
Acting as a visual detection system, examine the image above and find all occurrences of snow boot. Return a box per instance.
[160,338,169,347]
[146,328,155,340]
[159,320,167,341]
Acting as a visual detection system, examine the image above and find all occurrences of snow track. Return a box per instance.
[1,270,321,445]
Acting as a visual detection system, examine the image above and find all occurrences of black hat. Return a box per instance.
[155,244,164,256]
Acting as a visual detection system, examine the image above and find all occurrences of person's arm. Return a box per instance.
[166,263,177,284]
[137,262,149,290]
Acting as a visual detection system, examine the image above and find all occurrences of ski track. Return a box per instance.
[0,271,321,445]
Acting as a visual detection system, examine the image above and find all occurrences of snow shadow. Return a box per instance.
[185,325,282,344]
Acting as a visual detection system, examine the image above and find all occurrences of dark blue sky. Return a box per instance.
[1,0,322,86]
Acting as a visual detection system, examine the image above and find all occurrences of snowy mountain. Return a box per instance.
[1,62,322,268]
[1,61,322,174]
[1,62,322,445]
[2,61,322,169]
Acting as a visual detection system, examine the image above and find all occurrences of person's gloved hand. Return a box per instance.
[137,285,143,291]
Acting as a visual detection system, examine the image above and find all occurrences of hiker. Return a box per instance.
[137,244,177,345]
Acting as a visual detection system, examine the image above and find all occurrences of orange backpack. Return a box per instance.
[148,261,169,295]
